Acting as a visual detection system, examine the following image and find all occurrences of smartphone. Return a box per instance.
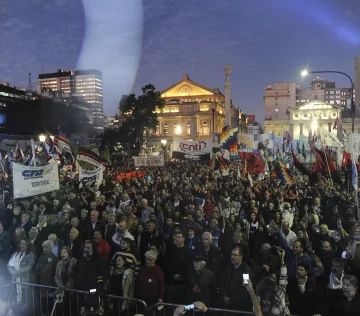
[243,274,249,285]
[184,304,195,311]
[89,289,96,294]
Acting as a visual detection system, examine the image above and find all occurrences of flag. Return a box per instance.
[302,143,307,160]
[273,162,293,184]
[292,150,310,176]
[241,159,247,178]
[333,118,342,130]
[57,131,75,161]
[45,133,54,154]
[283,131,292,153]
[77,146,107,168]
[318,128,343,148]
[237,165,241,181]
[352,159,359,208]
[220,126,239,159]
[239,152,264,175]
[325,150,342,185]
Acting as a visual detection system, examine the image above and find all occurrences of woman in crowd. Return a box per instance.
[54,246,77,288]
[109,254,135,311]
[136,250,165,307]
[7,239,36,305]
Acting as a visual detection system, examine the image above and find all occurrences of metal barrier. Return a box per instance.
[11,282,147,316]
[147,302,255,316]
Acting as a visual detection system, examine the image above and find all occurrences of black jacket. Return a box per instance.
[72,254,109,291]
[219,261,252,311]
[287,277,317,316]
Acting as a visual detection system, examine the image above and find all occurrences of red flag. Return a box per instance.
[239,152,264,175]
[291,150,310,176]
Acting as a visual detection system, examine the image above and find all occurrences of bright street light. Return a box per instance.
[161,139,167,145]
[39,134,46,142]
[301,70,309,76]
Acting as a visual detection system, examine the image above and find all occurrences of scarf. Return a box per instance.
[328,272,344,289]
[296,276,307,293]
[9,252,25,302]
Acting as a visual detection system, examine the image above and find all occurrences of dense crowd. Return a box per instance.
[0,159,359,316]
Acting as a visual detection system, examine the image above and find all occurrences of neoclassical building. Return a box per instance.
[264,100,343,139]
[149,74,242,140]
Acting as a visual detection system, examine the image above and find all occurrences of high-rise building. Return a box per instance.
[38,69,104,131]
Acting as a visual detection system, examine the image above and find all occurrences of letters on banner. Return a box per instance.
[13,162,60,199]
[133,156,164,167]
[78,166,103,187]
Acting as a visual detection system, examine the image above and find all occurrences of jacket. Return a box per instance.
[7,251,36,287]
[55,258,77,288]
[121,268,135,310]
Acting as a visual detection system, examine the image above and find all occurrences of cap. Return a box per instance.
[193,255,205,262]
[260,243,271,252]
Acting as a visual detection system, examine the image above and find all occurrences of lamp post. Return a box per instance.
[301,69,355,133]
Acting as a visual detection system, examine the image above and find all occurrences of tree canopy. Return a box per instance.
[117,84,165,147]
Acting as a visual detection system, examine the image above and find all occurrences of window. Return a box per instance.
[336,90,340,94]
[330,91,334,94]
[187,122,191,135]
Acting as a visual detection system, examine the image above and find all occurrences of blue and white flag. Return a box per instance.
[352,159,359,207]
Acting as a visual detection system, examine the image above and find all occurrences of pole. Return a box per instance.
[212,108,215,134]
[322,144,333,187]
[31,138,36,167]
[309,70,355,132]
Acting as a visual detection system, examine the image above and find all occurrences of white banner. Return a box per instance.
[13,162,60,199]
[347,133,360,159]
[78,166,103,187]
[133,156,164,167]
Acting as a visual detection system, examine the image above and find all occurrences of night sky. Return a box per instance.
[1,0,360,122]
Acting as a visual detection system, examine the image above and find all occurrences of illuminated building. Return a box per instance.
[149,74,241,140]
[38,69,104,131]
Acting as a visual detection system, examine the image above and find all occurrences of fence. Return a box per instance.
[9,282,257,316]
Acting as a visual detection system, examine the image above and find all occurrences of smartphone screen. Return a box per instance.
[184,304,194,311]
[243,274,249,284]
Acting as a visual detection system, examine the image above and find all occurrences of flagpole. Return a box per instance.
[322,142,333,187]
[31,139,36,167]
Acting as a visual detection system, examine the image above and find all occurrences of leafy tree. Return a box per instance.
[118,84,165,149]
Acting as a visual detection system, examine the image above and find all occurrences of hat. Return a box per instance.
[193,255,205,262]
[260,243,271,252]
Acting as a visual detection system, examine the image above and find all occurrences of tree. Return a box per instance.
[118,84,165,151]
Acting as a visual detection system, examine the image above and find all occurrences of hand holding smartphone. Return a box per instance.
[243,273,249,285]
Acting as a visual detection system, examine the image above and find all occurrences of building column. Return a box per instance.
[299,123,303,136]
[328,122,332,132]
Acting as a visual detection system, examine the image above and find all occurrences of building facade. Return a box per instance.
[149,74,241,140]
[264,100,344,139]
[38,69,104,132]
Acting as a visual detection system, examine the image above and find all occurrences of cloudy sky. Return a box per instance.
[1,0,360,121]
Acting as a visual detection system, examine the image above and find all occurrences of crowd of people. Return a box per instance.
[0,159,359,316]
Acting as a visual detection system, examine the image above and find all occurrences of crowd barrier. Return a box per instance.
[10,282,259,316]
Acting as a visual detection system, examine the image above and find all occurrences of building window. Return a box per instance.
[187,122,191,135]
[202,121,210,135]
[164,123,168,135]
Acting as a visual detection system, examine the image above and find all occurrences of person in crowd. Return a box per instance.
[219,246,252,311]
[108,254,135,312]
[7,239,36,304]
[55,246,77,289]
[104,214,117,246]
[168,231,193,286]
[48,233,64,258]
[256,248,291,316]
[0,221,11,275]
[111,220,134,256]
[67,228,83,259]
[112,237,141,276]
[136,250,165,307]
[187,255,216,307]
[93,229,110,261]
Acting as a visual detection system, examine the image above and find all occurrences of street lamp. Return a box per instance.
[39,134,46,142]
[301,69,355,133]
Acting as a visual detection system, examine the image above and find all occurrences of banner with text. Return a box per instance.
[13,162,60,199]
[78,166,103,187]
[347,133,360,159]
[133,156,164,167]
[172,137,211,161]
